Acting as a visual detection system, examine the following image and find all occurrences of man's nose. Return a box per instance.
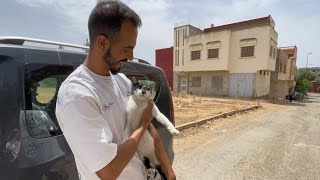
[126,51,134,61]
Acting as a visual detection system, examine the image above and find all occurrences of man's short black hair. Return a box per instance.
[88,0,142,49]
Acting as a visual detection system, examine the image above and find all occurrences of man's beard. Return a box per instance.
[103,46,124,75]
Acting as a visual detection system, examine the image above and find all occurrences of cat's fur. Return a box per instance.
[123,82,179,170]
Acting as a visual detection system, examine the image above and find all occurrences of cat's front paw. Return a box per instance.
[168,128,180,135]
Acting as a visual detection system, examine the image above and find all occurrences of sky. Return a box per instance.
[1,0,319,68]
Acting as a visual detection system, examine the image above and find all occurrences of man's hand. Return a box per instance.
[96,100,154,180]
[139,100,154,129]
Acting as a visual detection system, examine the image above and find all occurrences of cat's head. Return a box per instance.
[131,82,156,100]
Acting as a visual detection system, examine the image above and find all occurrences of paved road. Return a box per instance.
[173,93,320,180]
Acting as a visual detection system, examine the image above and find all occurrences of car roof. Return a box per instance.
[0,36,155,68]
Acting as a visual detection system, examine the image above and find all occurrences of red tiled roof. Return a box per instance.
[204,15,272,32]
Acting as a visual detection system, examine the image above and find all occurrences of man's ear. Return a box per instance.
[96,35,110,52]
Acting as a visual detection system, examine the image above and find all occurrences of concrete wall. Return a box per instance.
[155,47,173,89]
[174,71,229,96]
[255,71,271,97]
[229,73,255,97]
[229,25,276,73]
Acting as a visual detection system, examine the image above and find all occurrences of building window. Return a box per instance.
[284,64,286,73]
[272,48,277,59]
[175,50,179,66]
[269,46,277,60]
[191,50,201,60]
[211,76,223,90]
[260,70,262,75]
[178,30,180,47]
[182,49,184,66]
[269,46,273,58]
[191,77,201,87]
[175,30,178,47]
[208,49,219,59]
[241,46,254,57]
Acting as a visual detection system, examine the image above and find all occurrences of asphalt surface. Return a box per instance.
[173,93,320,180]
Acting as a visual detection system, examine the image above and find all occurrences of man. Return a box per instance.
[55,1,176,180]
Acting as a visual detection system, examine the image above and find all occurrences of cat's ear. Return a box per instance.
[131,76,139,86]
[149,82,156,87]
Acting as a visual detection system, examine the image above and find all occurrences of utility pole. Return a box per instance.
[306,52,312,71]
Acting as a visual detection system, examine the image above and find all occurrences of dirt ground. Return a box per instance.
[173,93,320,180]
[172,92,286,126]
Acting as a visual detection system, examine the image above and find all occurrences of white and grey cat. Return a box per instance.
[123,81,179,169]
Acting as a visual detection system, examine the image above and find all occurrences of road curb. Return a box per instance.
[175,105,262,131]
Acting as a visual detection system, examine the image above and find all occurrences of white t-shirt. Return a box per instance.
[56,65,146,180]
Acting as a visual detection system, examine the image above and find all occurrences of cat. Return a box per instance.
[123,81,179,175]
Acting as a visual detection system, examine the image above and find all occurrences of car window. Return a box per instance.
[36,77,57,104]
[24,64,75,138]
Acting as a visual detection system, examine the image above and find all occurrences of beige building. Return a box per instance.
[269,46,298,100]
[173,15,278,97]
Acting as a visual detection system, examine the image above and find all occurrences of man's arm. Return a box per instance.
[149,124,176,180]
[96,100,154,180]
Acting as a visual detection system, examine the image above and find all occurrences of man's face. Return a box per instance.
[103,20,138,74]
[103,45,125,74]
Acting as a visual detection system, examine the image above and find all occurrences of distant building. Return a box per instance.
[155,47,173,89]
[297,67,320,80]
[270,46,298,99]
[308,67,320,80]
[311,81,320,93]
[173,15,278,97]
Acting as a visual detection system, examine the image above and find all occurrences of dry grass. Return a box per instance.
[172,92,260,126]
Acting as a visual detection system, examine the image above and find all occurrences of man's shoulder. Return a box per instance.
[58,72,96,107]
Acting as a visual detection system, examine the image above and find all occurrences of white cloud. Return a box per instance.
[13,0,320,67]
[16,0,94,39]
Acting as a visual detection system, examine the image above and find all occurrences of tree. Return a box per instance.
[295,70,316,94]
[297,70,316,81]
[296,78,312,94]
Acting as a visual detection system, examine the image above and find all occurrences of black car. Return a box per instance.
[0,36,175,180]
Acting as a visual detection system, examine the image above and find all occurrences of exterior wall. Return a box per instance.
[270,80,289,99]
[229,25,276,73]
[175,30,231,72]
[255,71,271,97]
[280,46,298,81]
[268,27,278,70]
[155,47,173,89]
[270,48,297,99]
[174,71,229,96]
[229,73,255,97]
[311,81,320,93]
[173,72,179,92]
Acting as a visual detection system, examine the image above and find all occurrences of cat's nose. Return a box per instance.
[142,91,146,95]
